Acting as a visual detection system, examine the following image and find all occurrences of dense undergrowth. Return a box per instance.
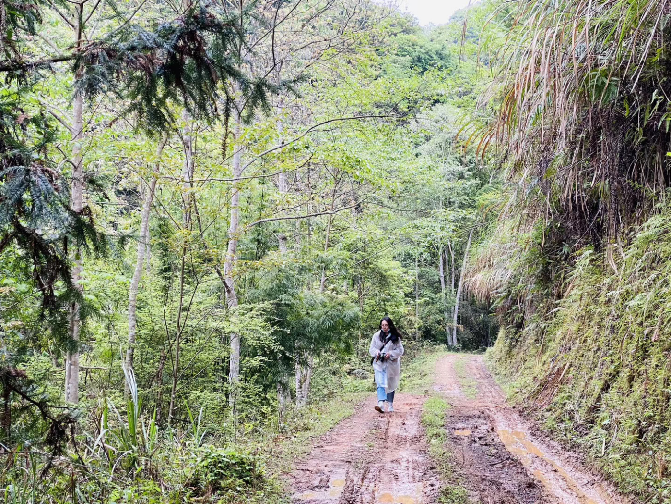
[1,341,440,503]
[485,207,670,502]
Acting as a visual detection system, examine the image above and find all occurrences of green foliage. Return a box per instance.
[489,0,670,242]
[0,1,506,502]
[486,204,671,501]
[187,447,263,494]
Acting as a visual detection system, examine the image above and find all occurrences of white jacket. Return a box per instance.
[369,331,404,392]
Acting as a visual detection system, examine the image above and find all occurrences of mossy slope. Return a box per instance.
[486,210,670,502]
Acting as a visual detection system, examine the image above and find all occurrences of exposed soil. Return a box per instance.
[285,353,631,504]
[287,394,441,504]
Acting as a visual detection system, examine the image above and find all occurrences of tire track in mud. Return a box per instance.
[286,353,630,504]
[287,394,441,504]
[435,354,631,504]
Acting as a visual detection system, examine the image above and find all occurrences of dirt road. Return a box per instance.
[286,353,629,504]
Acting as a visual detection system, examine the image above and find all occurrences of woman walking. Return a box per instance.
[369,316,404,413]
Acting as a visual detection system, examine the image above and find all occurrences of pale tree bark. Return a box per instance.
[452,229,473,347]
[274,115,291,416]
[277,165,289,254]
[65,91,83,404]
[154,348,167,424]
[414,251,419,339]
[126,137,167,387]
[447,240,456,344]
[439,247,451,345]
[224,108,243,408]
[276,375,290,421]
[294,358,312,408]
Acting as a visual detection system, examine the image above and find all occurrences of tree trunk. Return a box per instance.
[154,348,167,424]
[168,254,186,423]
[275,123,292,415]
[225,109,243,407]
[452,229,473,347]
[126,137,167,386]
[276,375,291,422]
[168,116,194,423]
[294,355,313,408]
[414,251,419,339]
[65,91,83,404]
[447,240,456,343]
[439,247,451,345]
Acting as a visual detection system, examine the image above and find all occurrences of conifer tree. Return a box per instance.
[0,0,280,402]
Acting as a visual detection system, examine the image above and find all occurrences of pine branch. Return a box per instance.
[0,54,76,72]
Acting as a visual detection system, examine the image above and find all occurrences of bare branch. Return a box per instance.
[37,98,73,133]
[0,54,76,72]
[245,201,362,229]
[238,114,393,175]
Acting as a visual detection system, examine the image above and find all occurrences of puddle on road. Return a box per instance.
[497,429,606,504]
[295,477,346,500]
[376,493,416,504]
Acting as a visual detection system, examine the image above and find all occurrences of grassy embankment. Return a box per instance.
[485,211,670,503]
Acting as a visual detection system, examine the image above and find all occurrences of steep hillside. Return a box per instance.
[465,0,670,500]
[474,204,670,500]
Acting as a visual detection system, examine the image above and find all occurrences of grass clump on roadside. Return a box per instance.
[421,396,469,504]
[453,356,478,399]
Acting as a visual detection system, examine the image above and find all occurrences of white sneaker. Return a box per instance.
[387,403,394,413]
[375,400,385,413]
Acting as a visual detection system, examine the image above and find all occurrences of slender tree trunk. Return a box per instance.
[225,109,243,407]
[452,229,473,347]
[447,241,455,294]
[275,117,291,415]
[276,375,290,422]
[168,116,194,423]
[447,240,455,343]
[65,91,83,404]
[439,247,451,345]
[154,348,167,424]
[294,355,313,408]
[414,251,419,339]
[277,168,288,254]
[2,377,11,441]
[126,137,167,384]
[319,183,338,292]
[168,255,186,423]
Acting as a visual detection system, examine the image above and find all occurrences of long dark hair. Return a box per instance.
[379,316,400,343]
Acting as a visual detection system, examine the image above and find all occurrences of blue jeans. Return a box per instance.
[377,387,395,403]
[374,368,395,403]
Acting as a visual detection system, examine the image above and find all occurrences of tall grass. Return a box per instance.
[483,0,669,244]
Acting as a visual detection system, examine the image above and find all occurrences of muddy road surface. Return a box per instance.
[285,353,629,504]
